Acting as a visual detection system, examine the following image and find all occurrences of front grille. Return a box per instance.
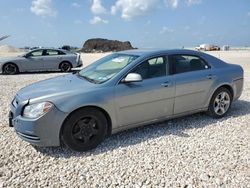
[16,131,40,141]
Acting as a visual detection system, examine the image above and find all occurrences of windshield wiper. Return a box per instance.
[77,73,98,84]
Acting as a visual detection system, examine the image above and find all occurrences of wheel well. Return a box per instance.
[60,106,112,143]
[59,61,72,69]
[216,85,234,98]
[2,62,19,72]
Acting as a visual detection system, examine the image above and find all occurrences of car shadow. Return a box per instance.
[0,71,63,75]
[34,99,250,158]
[17,71,71,75]
[1,69,81,75]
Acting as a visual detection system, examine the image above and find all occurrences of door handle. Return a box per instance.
[206,74,214,79]
[161,81,170,87]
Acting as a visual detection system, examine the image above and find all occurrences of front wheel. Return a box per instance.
[207,87,232,118]
[3,63,19,75]
[61,108,108,152]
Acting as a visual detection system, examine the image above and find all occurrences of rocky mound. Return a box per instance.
[0,45,23,53]
[82,38,135,52]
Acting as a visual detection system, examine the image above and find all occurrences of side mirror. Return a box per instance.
[122,73,142,83]
[23,54,30,58]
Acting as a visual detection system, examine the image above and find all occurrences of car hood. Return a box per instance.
[0,56,23,63]
[17,74,95,101]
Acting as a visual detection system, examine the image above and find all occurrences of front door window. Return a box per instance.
[131,56,168,79]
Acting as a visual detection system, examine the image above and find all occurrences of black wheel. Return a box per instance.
[60,62,72,72]
[3,63,19,75]
[61,108,108,151]
[207,87,232,118]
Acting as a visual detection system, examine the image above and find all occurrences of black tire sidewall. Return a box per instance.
[61,108,108,151]
[3,63,18,75]
[208,87,232,118]
[60,62,71,72]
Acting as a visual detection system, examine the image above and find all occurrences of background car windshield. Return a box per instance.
[78,53,139,83]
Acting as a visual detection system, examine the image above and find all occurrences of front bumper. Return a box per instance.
[0,63,4,74]
[10,105,68,147]
[76,64,82,68]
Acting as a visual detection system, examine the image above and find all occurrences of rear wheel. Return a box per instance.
[207,87,232,118]
[3,63,19,75]
[61,108,108,151]
[60,62,72,72]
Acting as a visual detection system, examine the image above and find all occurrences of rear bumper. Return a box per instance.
[233,78,244,101]
[0,63,4,73]
[10,106,68,147]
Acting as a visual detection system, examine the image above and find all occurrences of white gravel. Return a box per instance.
[0,71,249,187]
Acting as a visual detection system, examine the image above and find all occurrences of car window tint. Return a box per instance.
[58,50,66,55]
[79,54,139,83]
[30,50,43,56]
[97,56,135,70]
[148,57,164,65]
[170,55,208,74]
[132,56,168,79]
[45,50,59,56]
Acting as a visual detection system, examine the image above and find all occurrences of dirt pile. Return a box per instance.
[0,45,23,53]
[82,38,135,52]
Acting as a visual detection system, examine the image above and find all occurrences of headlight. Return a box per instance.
[23,102,53,119]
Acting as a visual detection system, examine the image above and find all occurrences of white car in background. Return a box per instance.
[0,48,82,75]
[195,44,220,51]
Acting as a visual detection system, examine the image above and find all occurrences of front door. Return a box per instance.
[115,56,175,127]
[21,49,44,71]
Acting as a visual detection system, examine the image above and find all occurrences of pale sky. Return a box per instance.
[0,0,250,48]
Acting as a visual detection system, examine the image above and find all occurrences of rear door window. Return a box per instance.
[43,50,60,56]
[169,55,209,74]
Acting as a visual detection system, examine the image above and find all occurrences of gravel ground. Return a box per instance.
[0,71,250,187]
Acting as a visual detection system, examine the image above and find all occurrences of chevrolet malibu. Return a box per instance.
[0,48,82,74]
[9,49,244,151]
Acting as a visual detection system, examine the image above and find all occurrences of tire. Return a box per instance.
[60,61,72,72]
[207,87,232,118]
[61,108,108,151]
[3,63,19,75]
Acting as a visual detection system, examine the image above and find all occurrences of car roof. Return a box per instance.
[29,48,73,54]
[117,49,203,57]
[117,48,227,68]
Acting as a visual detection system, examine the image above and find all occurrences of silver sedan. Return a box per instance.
[0,48,82,74]
[9,49,244,151]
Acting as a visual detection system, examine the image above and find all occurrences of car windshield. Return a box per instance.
[78,53,139,84]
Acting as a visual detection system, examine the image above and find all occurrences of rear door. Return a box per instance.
[169,54,215,114]
[42,49,63,70]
